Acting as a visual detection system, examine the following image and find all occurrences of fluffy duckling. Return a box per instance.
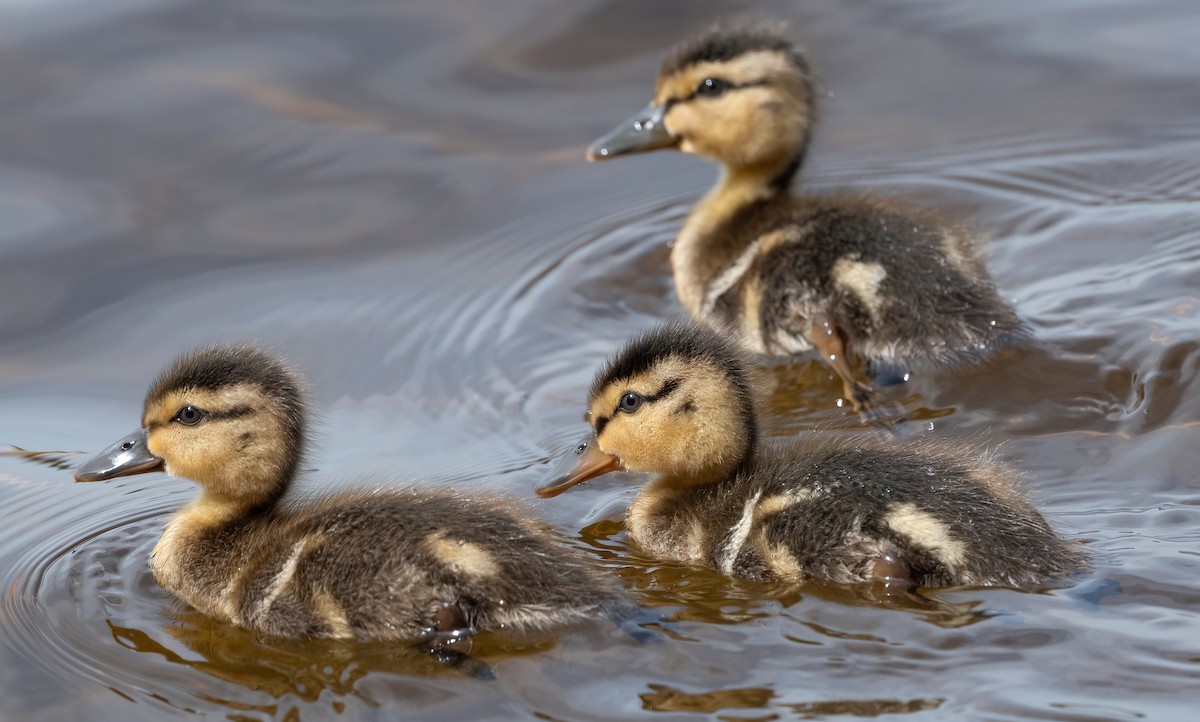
[587,24,1027,418]
[537,323,1084,588]
[75,344,631,649]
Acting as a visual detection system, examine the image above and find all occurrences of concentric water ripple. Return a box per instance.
[0,472,633,718]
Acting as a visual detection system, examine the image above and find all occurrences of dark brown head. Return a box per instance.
[76,344,305,508]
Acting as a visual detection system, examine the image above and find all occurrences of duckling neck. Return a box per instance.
[673,161,796,317]
[626,450,757,566]
[151,490,277,623]
[154,492,261,569]
[626,480,705,565]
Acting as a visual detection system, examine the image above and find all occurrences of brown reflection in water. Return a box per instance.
[579,518,798,626]
[926,343,1135,435]
[2,447,85,472]
[107,605,560,708]
[579,520,993,631]
[758,339,1135,437]
[759,361,864,433]
[786,697,944,718]
[639,683,942,720]
[640,683,774,714]
[756,361,961,436]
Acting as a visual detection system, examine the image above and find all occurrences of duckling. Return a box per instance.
[587,23,1027,418]
[536,322,1084,588]
[74,344,632,651]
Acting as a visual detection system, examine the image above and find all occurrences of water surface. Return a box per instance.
[2,0,1198,719]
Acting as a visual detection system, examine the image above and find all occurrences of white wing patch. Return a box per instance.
[832,257,888,319]
[700,225,810,318]
[253,536,317,623]
[425,531,501,578]
[701,239,764,317]
[885,502,967,569]
[719,490,763,575]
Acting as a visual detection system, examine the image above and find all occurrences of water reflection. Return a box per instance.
[579,520,996,630]
[109,614,503,702]
[9,500,629,717]
[639,683,774,715]
[1,447,85,472]
[638,683,944,718]
[786,697,943,718]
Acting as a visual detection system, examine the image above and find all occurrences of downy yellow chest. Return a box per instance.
[672,170,776,318]
[152,496,244,623]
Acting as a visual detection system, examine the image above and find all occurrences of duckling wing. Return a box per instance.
[231,488,630,641]
[749,198,1028,369]
[735,443,1083,588]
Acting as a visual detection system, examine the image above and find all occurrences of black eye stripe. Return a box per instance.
[594,378,685,439]
[672,79,768,105]
[206,406,253,421]
[696,77,727,97]
[607,377,683,417]
[173,406,252,423]
[645,378,682,403]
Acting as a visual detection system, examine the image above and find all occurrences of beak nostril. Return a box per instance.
[575,443,587,455]
[121,441,133,450]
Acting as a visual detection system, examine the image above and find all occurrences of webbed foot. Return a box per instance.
[418,601,494,679]
[809,315,906,432]
[871,553,915,598]
[846,381,907,435]
[431,649,496,680]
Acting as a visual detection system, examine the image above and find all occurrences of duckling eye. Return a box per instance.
[174,405,205,426]
[618,392,644,413]
[697,77,728,97]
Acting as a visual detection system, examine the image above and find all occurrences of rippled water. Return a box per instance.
[2,0,1198,720]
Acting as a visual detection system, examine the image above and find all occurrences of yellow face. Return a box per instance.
[587,357,749,485]
[142,383,291,504]
[653,50,812,169]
